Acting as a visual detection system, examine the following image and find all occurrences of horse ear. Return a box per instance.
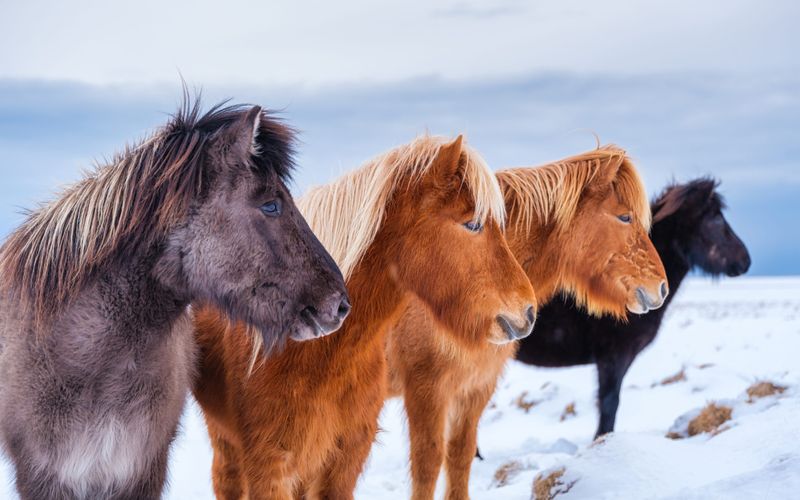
[224,106,262,158]
[591,151,625,188]
[428,135,464,182]
[694,179,717,203]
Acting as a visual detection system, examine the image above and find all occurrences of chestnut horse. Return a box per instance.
[192,135,536,499]
[0,99,348,499]
[386,145,668,499]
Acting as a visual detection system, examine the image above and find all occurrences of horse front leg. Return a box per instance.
[308,417,379,500]
[595,354,634,439]
[405,384,448,500]
[206,420,246,500]
[444,387,493,500]
[112,446,170,500]
[240,437,295,500]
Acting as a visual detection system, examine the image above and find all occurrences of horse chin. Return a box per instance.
[626,301,649,315]
[625,291,651,315]
[724,261,749,277]
[290,326,321,342]
[288,311,342,342]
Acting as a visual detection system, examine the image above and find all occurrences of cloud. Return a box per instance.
[0,1,797,86]
[433,0,525,19]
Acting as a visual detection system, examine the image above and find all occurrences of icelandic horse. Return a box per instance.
[192,135,537,499]
[0,99,348,499]
[386,145,668,499]
[516,178,750,438]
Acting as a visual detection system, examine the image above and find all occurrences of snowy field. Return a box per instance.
[2,276,799,499]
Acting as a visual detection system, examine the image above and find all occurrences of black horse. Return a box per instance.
[515,178,751,439]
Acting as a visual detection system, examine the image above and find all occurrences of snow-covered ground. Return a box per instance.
[2,276,799,499]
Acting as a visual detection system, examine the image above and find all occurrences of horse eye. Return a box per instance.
[260,200,282,217]
[617,214,632,223]
[463,220,483,233]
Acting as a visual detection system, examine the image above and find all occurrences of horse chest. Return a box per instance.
[441,339,512,393]
[42,308,196,496]
[467,349,510,390]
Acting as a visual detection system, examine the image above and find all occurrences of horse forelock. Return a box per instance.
[0,96,295,329]
[498,144,651,234]
[651,177,723,224]
[297,135,505,281]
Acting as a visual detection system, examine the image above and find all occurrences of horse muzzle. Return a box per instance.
[628,281,668,314]
[495,305,536,343]
[291,292,351,341]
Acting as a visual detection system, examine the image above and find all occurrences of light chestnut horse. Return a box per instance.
[386,145,668,500]
[192,135,536,499]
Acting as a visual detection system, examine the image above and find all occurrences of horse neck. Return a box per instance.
[649,219,691,314]
[506,221,565,306]
[328,245,408,351]
[73,245,189,338]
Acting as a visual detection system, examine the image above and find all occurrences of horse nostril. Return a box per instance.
[660,281,669,300]
[525,305,536,326]
[337,297,352,320]
[303,305,318,318]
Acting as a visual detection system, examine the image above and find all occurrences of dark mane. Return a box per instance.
[0,96,296,327]
[651,177,725,223]
[174,97,296,183]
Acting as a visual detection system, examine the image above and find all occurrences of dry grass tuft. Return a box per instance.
[514,391,539,413]
[746,381,787,402]
[688,403,732,436]
[492,460,524,488]
[654,367,687,387]
[559,402,576,422]
[667,402,734,440]
[532,468,576,500]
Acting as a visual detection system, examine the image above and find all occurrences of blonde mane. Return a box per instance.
[497,145,651,234]
[297,135,506,280]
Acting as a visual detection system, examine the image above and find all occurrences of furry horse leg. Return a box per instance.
[595,354,633,438]
[406,386,448,500]
[110,444,170,500]
[6,454,69,500]
[207,422,246,500]
[240,439,294,500]
[444,388,492,500]
[310,417,379,500]
[5,429,170,500]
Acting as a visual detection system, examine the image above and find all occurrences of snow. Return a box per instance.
[2,276,799,499]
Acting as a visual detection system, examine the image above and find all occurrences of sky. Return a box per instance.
[2,0,798,86]
[0,0,797,275]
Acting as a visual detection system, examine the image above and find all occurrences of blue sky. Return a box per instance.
[0,1,797,275]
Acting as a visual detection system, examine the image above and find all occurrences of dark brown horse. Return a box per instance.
[0,98,348,499]
[516,178,750,438]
